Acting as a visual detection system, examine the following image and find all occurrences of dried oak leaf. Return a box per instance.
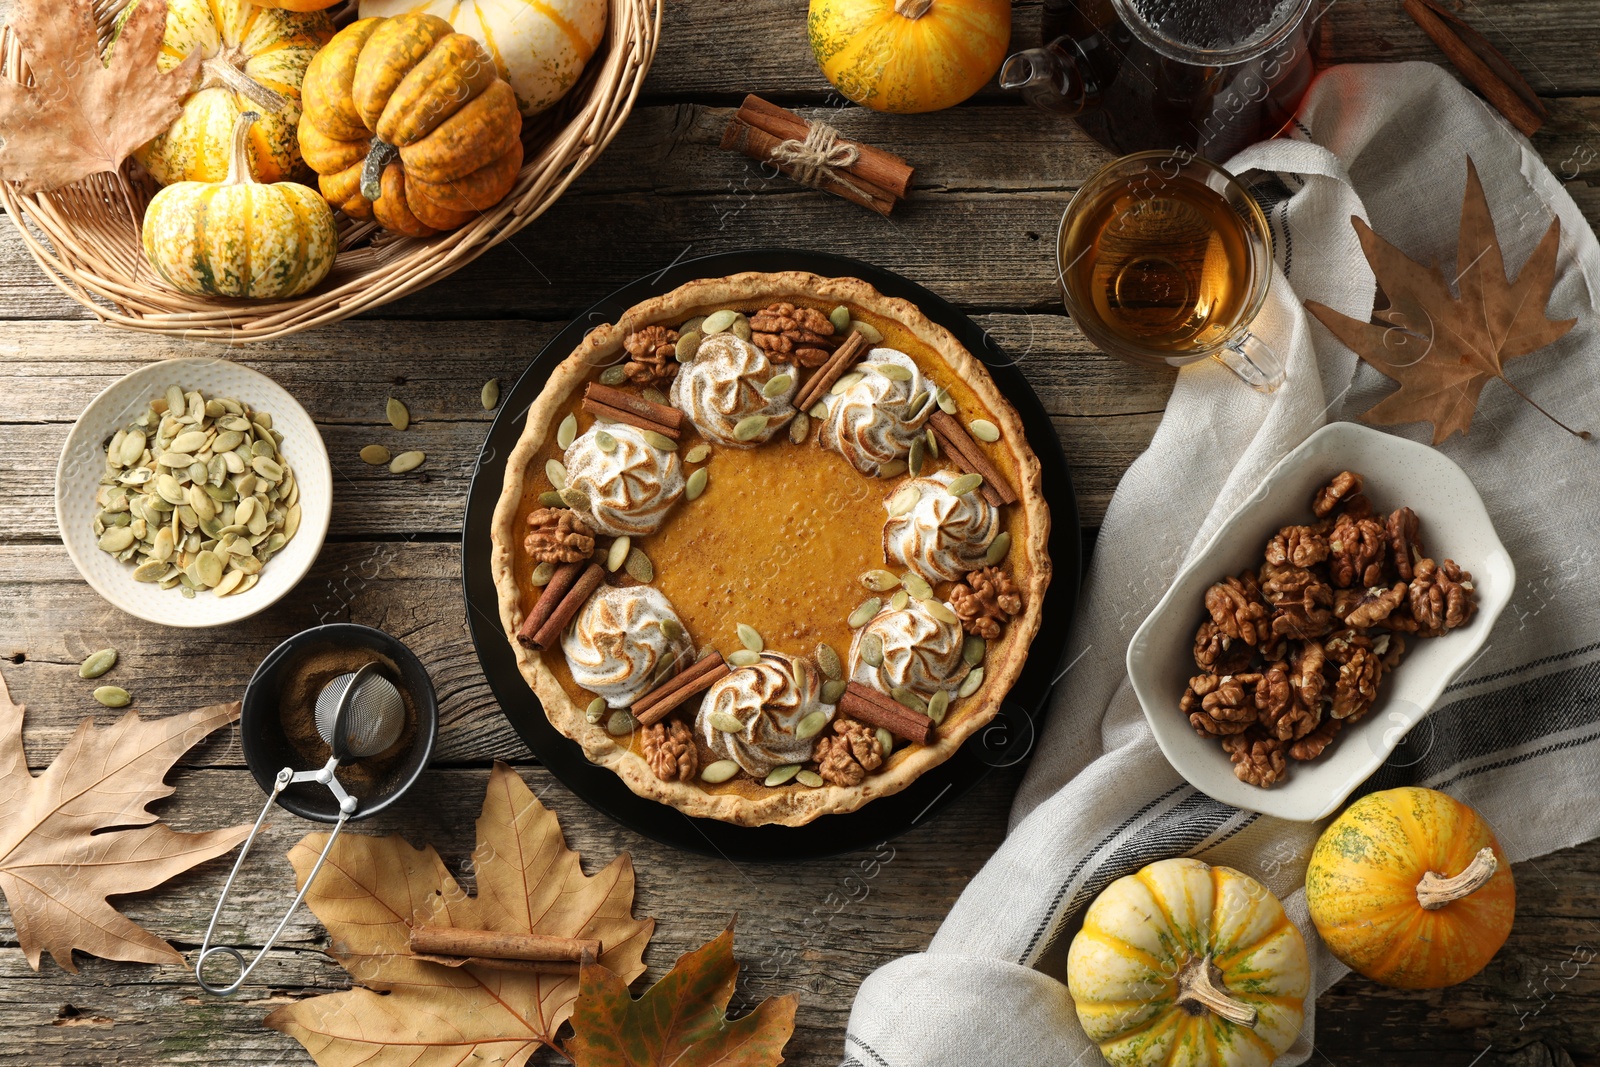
[0,0,199,194]
[1305,158,1583,443]
[266,762,654,1065]
[0,669,248,971]
[566,920,797,1067]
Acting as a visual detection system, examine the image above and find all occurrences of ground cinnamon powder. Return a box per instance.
[278,644,419,799]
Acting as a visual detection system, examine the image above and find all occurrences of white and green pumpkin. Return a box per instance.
[357,0,608,116]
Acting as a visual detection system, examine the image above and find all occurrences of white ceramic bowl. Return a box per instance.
[55,358,332,628]
[1126,422,1513,822]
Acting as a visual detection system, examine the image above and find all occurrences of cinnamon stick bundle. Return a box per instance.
[633,651,730,726]
[722,94,914,216]
[518,562,605,651]
[583,382,682,439]
[928,410,1016,507]
[840,682,936,746]
[794,330,869,412]
[1404,0,1546,136]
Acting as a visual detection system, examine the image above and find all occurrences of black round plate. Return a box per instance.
[461,250,1080,860]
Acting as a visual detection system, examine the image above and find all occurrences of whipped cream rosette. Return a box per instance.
[818,347,938,477]
[563,422,685,537]
[562,585,695,708]
[884,468,999,584]
[696,651,830,776]
[670,333,797,447]
[848,597,970,700]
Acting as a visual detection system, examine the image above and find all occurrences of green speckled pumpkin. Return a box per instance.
[1067,858,1308,1066]
[131,0,333,185]
[142,112,337,299]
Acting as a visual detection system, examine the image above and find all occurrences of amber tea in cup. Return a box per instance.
[1059,152,1282,390]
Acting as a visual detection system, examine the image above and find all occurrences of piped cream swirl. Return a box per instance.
[670,333,796,447]
[848,598,969,699]
[563,585,695,709]
[696,652,829,776]
[884,469,998,584]
[818,347,937,476]
[564,422,684,537]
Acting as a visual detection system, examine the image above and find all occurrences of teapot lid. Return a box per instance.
[1111,0,1319,66]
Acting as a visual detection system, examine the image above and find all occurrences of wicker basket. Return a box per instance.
[0,0,659,341]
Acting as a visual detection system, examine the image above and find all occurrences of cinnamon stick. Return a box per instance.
[737,95,914,199]
[409,926,601,962]
[794,330,869,412]
[839,682,936,746]
[634,652,730,726]
[412,954,581,975]
[583,397,682,440]
[928,410,1016,507]
[1403,0,1546,137]
[585,382,683,431]
[529,563,605,651]
[516,560,587,649]
[721,118,898,217]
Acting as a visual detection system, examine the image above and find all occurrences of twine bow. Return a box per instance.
[768,121,871,198]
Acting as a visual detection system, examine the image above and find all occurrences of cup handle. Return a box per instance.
[1213,331,1284,392]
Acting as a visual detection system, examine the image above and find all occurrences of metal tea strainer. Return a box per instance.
[196,663,408,995]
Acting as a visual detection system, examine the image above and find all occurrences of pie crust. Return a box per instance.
[489,272,1051,825]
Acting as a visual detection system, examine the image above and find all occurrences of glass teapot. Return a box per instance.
[1001,0,1325,157]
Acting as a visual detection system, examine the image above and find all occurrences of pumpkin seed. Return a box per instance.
[708,711,747,734]
[815,642,842,680]
[170,430,208,454]
[702,309,738,334]
[557,413,578,449]
[925,428,939,458]
[862,570,900,592]
[831,372,864,396]
[586,696,607,724]
[985,531,1012,565]
[887,484,921,517]
[732,415,769,442]
[539,491,566,508]
[849,319,883,343]
[902,572,933,600]
[93,685,130,708]
[762,374,793,399]
[889,589,909,611]
[701,759,740,784]
[132,560,169,582]
[164,386,185,415]
[545,459,569,488]
[119,430,146,466]
[98,527,136,553]
[559,487,592,512]
[829,305,851,332]
[860,633,884,668]
[605,710,636,736]
[969,418,1000,442]
[251,456,284,481]
[599,365,628,386]
[685,443,710,464]
[79,649,117,679]
[642,387,669,407]
[530,561,557,586]
[891,686,927,714]
[360,444,390,465]
[624,547,653,584]
[848,597,881,628]
[195,550,224,588]
[661,617,683,643]
[927,688,951,724]
[685,468,709,501]
[606,535,631,572]
[727,649,761,668]
[963,635,986,666]
[731,316,753,342]
[796,769,825,788]
[390,451,426,474]
[936,386,957,414]
[875,363,913,382]
[922,599,960,625]
[958,667,985,698]
[736,624,763,652]
[946,472,984,497]
[788,411,810,444]
[214,569,246,597]
[643,430,678,451]
[681,315,706,333]
[821,679,847,705]
[386,397,410,430]
[878,459,908,479]
[676,329,704,362]
[596,430,617,453]
[481,379,500,410]
[809,401,828,419]
[765,763,801,787]
[908,436,926,476]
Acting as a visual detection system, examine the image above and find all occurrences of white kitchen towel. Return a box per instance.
[842,62,1600,1067]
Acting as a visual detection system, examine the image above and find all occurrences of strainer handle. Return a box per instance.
[195,764,353,996]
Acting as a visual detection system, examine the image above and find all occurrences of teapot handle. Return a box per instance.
[1000,37,1102,117]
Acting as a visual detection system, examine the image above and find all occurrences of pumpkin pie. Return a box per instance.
[490,272,1051,826]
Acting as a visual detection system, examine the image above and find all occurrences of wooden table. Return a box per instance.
[2,2,1597,1064]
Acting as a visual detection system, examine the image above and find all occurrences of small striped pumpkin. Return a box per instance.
[358,0,609,116]
[142,113,337,299]
[808,0,1010,114]
[1067,858,1309,1066]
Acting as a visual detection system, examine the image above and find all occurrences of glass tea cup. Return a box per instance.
[1058,151,1282,391]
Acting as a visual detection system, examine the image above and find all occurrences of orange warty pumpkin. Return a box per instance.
[1307,786,1516,989]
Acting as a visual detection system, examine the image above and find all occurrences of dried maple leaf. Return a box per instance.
[565,921,797,1067]
[266,761,654,1066]
[1306,158,1584,443]
[0,0,197,194]
[0,668,249,972]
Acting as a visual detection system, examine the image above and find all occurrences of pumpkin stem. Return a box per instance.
[223,112,262,187]
[1176,955,1258,1028]
[893,0,934,18]
[361,138,400,204]
[1416,846,1499,910]
[200,49,289,116]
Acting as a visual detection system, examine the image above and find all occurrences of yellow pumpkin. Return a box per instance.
[1067,858,1308,1066]
[807,0,1010,114]
[142,112,337,299]
[359,0,609,116]
[131,0,333,185]
[1307,787,1515,989]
